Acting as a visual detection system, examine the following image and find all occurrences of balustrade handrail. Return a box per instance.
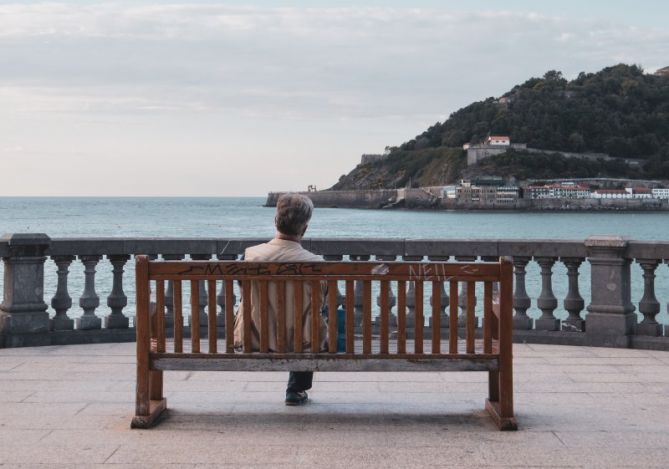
[1,236,669,259]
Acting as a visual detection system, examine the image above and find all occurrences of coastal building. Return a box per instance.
[466,137,528,166]
[525,182,591,199]
[442,185,458,199]
[456,181,519,205]
[652,188,669,199]
[486,136,510,146]
[496,186,521,204]
[654,66,669,77]
[592,188,653,199]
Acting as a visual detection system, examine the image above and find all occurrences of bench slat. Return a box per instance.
[151,354,500,373]
[483,281,492,355]
[190,280,200,354]
[379,280,389,355]
[431,280,441,354]
[242,280,252,352]
[327,280,338,353]
[397,280,406,354]
[207,279,217,354]
[414,280,423,354]
[155,280,166,354]
[466,281,476,354]
[173,280,183,353]
[276,280,286,353]
[294,281,303,353]
[310,280,320,352]
[362,280,372,354]
[449,280,458,354]
[224,280,234,353]
[345,280,354,354]
[259,280,269,353]
[148,261,502,281]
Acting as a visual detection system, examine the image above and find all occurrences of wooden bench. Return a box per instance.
[131,255,517,430]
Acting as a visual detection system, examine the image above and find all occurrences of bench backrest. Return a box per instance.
[135,256,513,359]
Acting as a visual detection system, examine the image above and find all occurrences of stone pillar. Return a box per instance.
[350,255,370,329]
[585,236,635,348]
[635,259,661,336]
[77,255,102,330]
[511,256,532,330]
[162,254,186,329]
[105,255,130,329]
[0,234,51,346]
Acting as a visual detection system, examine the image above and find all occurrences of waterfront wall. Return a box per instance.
[266,190,398,209]
[1,234,668,351]
[266,190,669,211]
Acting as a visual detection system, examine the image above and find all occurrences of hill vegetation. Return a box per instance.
[331,64,669,189]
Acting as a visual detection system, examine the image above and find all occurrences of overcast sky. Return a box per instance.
[2,1,668,196]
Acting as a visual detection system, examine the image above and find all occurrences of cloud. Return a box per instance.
[1,3,668,121]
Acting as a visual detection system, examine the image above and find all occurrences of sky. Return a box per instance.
[2,1,668,196]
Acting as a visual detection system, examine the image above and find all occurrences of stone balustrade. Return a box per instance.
[1,233,668,350]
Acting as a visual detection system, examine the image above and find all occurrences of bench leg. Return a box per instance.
[485,368,517,431]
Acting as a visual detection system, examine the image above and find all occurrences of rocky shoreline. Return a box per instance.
[265,189,669,211]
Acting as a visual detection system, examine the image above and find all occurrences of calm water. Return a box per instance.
[0,196,667,239]
[0,197,667,325]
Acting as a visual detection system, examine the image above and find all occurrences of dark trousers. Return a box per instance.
[287,371,313,393]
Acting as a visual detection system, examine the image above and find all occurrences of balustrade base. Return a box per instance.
[561,318,585,333]
[76,315,102,331]
[50,316,74,331]
[634,322,662,337]
[512,315,533,330]
[629,334,669,351]
[535,318,560,331]
[585,311,636,348]
[512,329,586,346]
[104,315,129,329]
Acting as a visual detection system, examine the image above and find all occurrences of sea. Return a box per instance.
[0,197,667,325]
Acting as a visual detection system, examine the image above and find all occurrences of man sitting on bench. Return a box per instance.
[233,193,327,406]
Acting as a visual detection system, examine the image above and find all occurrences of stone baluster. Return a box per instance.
[0,234,51,346]
[51,255,75,331]
[562,257,585,332]
[635,259,661,336]
[511,256,532,329]
[456,256,477,327]
[535,257,559,331]
[191,254,211,330]
[375,254,397,329]
[428,255,449,330]
[105,255,130,329]
[162,254,185,329]
[76,255,102,330]
[216,254,238,328]
[585,236,635,347]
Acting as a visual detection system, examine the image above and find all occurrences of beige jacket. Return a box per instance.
[233,238,328,352]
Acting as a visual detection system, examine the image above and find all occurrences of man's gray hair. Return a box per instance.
[275,193,314,236]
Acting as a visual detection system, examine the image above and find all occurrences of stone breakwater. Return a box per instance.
[265,189,669,211]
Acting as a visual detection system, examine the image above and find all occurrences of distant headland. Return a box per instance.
[268,64,669,211]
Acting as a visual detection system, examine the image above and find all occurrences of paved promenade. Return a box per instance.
[1,343,669,468]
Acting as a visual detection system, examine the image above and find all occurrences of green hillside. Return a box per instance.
[331,64,669,189]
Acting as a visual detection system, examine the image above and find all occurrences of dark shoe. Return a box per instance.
[285,390,308,406]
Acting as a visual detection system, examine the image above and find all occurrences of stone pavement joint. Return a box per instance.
[1,342,669,468]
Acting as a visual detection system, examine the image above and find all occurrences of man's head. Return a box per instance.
[275,193,314,238]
